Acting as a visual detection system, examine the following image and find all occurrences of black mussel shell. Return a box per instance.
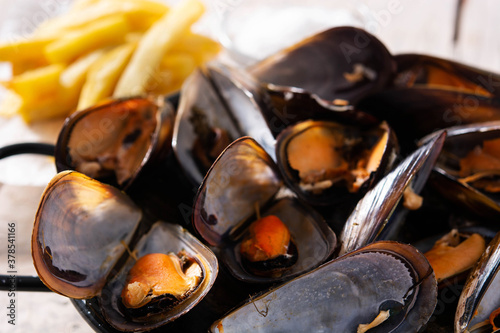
[421,121,500,219]
[359,54,500,149]
[55,96,174,191]
[249,26,396,105]
[192,137,336,283]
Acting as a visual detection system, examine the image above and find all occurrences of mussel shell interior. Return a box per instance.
[394,53,500,98]
[193,137,282,247]
[99,222,218,332]
[55,96,174,190]
[358,55,500,145]
[456,231,500,332]
[276,120,395,206]
[221,197,336,283]
[340,131,446,255]
[211,241,437,333]
[31,171,143,299]
[173,64,275,186]
[426,122,500,217]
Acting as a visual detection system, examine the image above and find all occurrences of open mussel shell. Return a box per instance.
[257,83,382,138]
[55,96,174,191]
[32,171,143,298]
[358,53,500,147]
[100,222,218,332]
[249,26,396,106]
[211,241,437,333]
[421,121,500,219]
[54,95,196,224]
[193,137,336,283]
[455,231,500,333]
[276,119,398,206]
[32,171,218,331]
[173,62,275,185]
[339,131,446,256]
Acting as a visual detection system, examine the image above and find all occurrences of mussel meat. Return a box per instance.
[55,96,173,190]
[239,215,298,277]
[31,171,218,331]
[339,131,445,255]
[358,53,500,147]
[276,119,397,205]
[192,137,336,283]
[422,121,500,219]
[423,229,486,284]
[121,252,203,312]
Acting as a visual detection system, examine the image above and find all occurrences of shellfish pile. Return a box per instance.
[29,26,500,332]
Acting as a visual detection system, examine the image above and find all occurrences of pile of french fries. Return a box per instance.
[0,0,220,122]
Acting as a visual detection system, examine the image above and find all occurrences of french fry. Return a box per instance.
[35,0,168,37]
[0,0,220,122]
[78,42,136,110]
[0,37,54,74]
[44,14,130,64]
[145,52,196,95]
[10,49,105,122]
[9,64,65,103]
[61,48,108,107]
[18,93,75,123]
[113,0,205,97]
[171,32,221,62]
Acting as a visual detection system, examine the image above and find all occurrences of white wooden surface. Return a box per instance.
[0,0,499,332]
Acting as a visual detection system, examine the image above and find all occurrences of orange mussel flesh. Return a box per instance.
[240,215,298,277]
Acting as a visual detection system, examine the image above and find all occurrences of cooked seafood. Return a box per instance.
[192,137,336,283]
[249,26,396,105]
[56,96,174,190]
[456,231,500,333]
[211,241,437,333]
[422,122,500,219]
[31,171,218,331]
[239,215,298,277]
[339,131,446,255]
[173,63,275,185]
[358,54,500,145]
[277,120,397,205]
[121,252,203,310]
[424,229,486,283]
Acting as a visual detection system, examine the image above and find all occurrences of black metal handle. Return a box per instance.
[0,142,55,158]
[0,275,50,292]
[0,142,56,292]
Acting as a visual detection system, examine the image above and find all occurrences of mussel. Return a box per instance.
[173,62,276,185]
[54,95,195,224]
[120,252,203,313]
[339,131,445,255]
[455,230,500,333]
[211,241,437,333]
[31,171,218,331]
[249,26,396,106]
[239,215,298,277]
[359,54,500,147]
[421,121,500,219]
[55,96,173,190]
[423,229,486,284]
[192,137,336,283]
[276,119,398,206]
